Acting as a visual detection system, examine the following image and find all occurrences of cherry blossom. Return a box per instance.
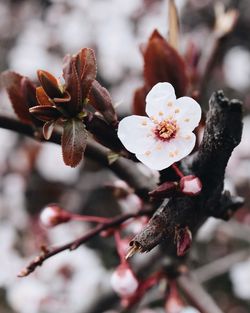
[118,83,201,170]
[110,264,139,297]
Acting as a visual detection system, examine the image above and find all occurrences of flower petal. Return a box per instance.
[135,132,196,171]
[171,132,196,161]
[118,116,155,153]
[174,97,201,131]
[145,83,176,119]
[135,140,179,170]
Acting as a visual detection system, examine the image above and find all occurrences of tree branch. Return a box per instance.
[0,115,156,198]
[193,248,250,283]
[17,208,154,277]
[177,273,224,313]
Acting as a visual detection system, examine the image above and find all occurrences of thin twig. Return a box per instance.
[177,273,224,313]
[18,208,154,277]
[193,248,250,283]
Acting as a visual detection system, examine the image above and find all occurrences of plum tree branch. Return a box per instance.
[0,115,155,198]
[18,208,154,277]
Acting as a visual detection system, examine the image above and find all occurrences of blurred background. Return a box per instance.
[0,0,250,312]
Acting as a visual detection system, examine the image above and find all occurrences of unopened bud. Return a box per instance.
[40,204,71,227]
[149,181,178,199]
[179,175,202,196]
[110,264,139,297]
[176,227,192,257]
[89,80,118,126]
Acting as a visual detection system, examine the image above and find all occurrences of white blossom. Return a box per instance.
[118,83,201,170]
[110,265,139,297]
[230,258,250,300]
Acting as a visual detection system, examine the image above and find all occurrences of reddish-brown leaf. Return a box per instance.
[143,29,188,97]
[132,86,148,115]
[1,71,34,125]
[89,80,117,125]
[43,120,56,140]
[62,48,97,116]
[36,86,53,106]
[29,105,62,122]
[176,227,192,256]
[37,70,63,99]
[21,77,37,108]
[62,55,82,115]
[75,48,97,98]
[61,118,88,167]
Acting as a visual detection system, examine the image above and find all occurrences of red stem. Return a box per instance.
[114,231,126,264]
[70,214,110,224]
[172,163,184,178]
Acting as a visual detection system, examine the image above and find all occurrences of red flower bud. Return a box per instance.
[176,227,192,257]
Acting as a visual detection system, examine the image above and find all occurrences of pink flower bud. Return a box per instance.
[176,227,192,257]
[179,175,202,196]
[40,204,71,227]
[110,264,139,297]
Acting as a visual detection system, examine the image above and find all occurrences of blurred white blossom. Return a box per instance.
[223,47,250,91]
[230,258,250,300]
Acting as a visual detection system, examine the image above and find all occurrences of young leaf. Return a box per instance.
[62,48,97,116]
[61,118,88,167]
[75,48,97,98]
[62,55,82,115]
[37,70,63,99]
[43,120,56,140]
[143,30,188,98]
[29,105,62,121]
[21,77,37,108]
[36,86,53,106]
[1,71,34,125]
[89,80,117,125]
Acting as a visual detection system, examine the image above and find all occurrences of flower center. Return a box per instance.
[154,119,177,141]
